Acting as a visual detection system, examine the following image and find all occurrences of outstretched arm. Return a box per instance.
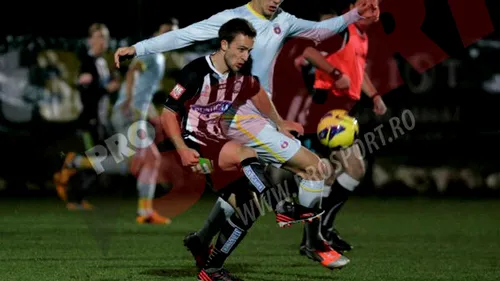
[134,10,234,56]
[286,0,379,43]
[286,9,359,43]
[115,10,234,67]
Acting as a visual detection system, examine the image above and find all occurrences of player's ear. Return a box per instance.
[221,40,229,52]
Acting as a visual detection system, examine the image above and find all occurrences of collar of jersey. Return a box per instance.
[246,3,267,20]
[205,55,229,79]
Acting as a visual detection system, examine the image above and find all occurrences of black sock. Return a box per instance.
[241,158,271,195]
[304,219,324,250]
[205,183,261,270]
[205,211,255,270]
[321,181,352,235]
[197,199,231,248]
[263,165,299,210]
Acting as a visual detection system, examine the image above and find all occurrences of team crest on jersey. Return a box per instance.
[170,84,185,100]
[280,139,289,149]
[273,23,281,35]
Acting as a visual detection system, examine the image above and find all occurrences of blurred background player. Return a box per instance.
[115,0,380,269]
[294,0,386,252]
[54,23,120,210]
[111,21,178,224]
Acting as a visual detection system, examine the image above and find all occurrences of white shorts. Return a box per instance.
[110,108,155,155]
[224,115,301,167]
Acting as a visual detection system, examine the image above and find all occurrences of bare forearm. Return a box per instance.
[161,109,188,149]
[303,47,335,74]
[251,90,283,125]
[362,72,378,97]
[267,100,284,125]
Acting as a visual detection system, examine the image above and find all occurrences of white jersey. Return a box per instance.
[114,53,165,114]
[134,3,361,130]
[134,4,361,94]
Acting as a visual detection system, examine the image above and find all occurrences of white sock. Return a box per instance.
[137,167,158,216]
[322,185,332,198]
[298,179,325,208]
[337,173,360,192]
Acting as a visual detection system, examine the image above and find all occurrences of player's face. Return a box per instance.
[89,28,109,56]
[257,0,283,18]
[223,34,254,72]
[351,1,379,30]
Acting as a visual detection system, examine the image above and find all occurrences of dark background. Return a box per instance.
[1,0,500,197]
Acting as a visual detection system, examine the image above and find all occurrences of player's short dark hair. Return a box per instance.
[218,18,257,44]
[164,17,179,27]
[88,23,108,37]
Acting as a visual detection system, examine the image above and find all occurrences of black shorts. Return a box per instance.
[157,133,244,192]
[158,133,227,170]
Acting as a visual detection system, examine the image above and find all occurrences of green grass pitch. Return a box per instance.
[1,196,499,281]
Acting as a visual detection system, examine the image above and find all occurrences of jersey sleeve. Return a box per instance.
[134,10,235,57]
[240,75,261,100]
[285,9,361,43]
[163,65,201,113]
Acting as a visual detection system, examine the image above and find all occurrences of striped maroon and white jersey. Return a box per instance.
[164,55,260,143]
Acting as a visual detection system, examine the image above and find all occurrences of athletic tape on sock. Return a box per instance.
[220,222,244,254]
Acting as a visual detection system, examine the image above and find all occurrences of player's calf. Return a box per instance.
[198,190,258,281]
[321,144,365,250]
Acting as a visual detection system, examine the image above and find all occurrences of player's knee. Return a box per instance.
[237,145,257,161]
[302,157,328,182]
[289,147,327,181]
[218,142,256,171]
[150,151,162,169]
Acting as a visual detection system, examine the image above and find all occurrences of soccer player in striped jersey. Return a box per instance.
[115,0,380,270]
[160,18,316,280]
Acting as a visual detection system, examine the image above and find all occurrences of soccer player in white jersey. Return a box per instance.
[111,22,178,224]
[115,0,379,269]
